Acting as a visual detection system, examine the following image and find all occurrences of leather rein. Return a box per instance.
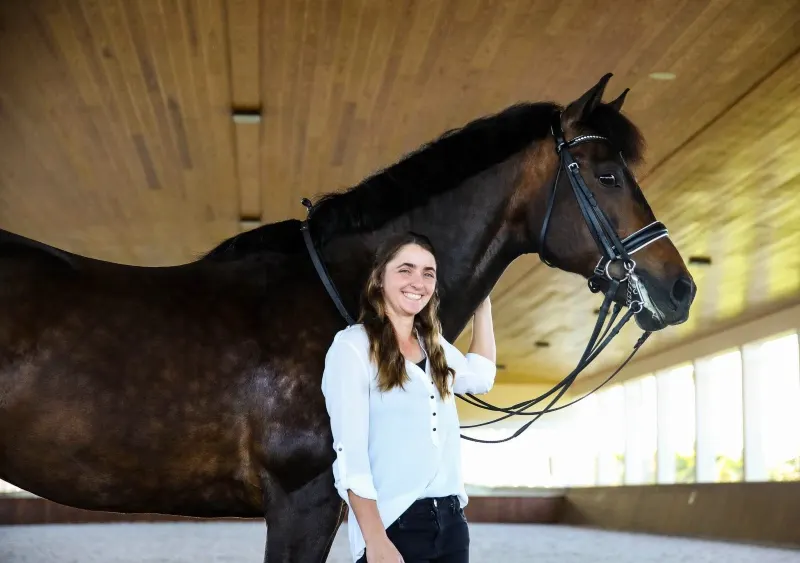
[300,110,670,444]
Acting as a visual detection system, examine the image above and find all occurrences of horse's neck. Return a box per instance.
[419,177,522,338]
[328,161,526,340]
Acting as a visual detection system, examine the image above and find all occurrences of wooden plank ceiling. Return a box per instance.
[0,0,798,384]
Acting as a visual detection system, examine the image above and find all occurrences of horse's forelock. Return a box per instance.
[581,103,646,165]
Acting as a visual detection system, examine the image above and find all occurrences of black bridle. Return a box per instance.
[455,112,669,443]
[300,110,670,444]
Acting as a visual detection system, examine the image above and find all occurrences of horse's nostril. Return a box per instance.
[671,276,695,307]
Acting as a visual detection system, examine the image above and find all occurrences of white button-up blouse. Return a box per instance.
[320,324,497,562]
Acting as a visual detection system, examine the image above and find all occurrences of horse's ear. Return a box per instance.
[608,88,630,113]
[563,73,613,122]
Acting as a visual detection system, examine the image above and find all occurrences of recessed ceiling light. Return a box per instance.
[232,108,262,124]
[649,72,676,81]
[688,255,712,266]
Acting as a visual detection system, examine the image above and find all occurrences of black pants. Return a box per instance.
[357,495,469,563]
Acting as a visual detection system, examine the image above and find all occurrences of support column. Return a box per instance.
[624,380,644,484]
[694,351,744,483]
[694,356,718,483]
[656,370,677,483]
[742,342,768,481]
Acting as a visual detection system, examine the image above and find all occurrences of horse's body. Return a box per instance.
[0,75,695,562]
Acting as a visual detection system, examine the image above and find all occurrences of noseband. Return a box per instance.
[456,111,671,443]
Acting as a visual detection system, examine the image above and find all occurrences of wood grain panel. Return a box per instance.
[0,493,562,525]
[226,0,261,110]
[563,483,800,548]
[0,0,238,265]
[0,0,798,384]
[234,119,262,220]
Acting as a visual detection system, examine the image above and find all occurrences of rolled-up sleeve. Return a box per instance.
[321,336,378,503]
[449,344,497,395]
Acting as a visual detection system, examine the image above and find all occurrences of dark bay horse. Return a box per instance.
[0,74,695,562]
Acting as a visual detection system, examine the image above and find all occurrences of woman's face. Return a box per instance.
[381,243,437,319]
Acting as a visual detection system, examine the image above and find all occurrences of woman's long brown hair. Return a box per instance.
[358,232,455,399]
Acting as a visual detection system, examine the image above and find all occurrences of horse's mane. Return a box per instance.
[306,102,560,242]
[204,100,644,260]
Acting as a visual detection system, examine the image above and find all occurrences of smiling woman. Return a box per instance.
[357,233,466,400]
[321,231,497,563]
[383,242,438,314]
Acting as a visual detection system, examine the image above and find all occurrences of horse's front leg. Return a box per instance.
[262,465,346,563]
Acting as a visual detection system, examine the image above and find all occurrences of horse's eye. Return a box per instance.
[598,174,618,187]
